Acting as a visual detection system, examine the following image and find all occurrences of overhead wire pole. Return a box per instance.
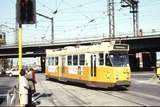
[132,0,139,37]
[121,0,139,37]
[36,12,54,43]
[108,0,115,38]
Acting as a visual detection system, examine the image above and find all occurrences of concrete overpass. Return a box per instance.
[0,34,160,71]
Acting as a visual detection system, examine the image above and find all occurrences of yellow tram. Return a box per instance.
[45,41,131,88]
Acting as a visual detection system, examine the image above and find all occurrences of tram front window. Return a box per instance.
[109,54,129,67]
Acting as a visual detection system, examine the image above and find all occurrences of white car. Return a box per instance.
[6,68,19,77]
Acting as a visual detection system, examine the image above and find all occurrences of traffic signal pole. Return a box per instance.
[16,0,36,105]
[18,23,23,105]
[16,0,23,105]
[18,24,22,73]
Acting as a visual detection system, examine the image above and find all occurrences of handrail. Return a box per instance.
[7,84,19,106]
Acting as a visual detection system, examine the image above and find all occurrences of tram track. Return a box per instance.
[36,79,58,106]
[36,74,160,106]
[52,82,89,106]
[38,79,88,106]
[98,88,160,106]
[99,90,146,106]
[44,80,145,106]
[39,79,148,106]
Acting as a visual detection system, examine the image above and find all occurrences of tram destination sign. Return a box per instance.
[113,45,128,49]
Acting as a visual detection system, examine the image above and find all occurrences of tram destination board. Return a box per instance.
[113,45,128,49]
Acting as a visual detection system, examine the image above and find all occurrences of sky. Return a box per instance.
[1,0,160,65]
[1,0,160,45]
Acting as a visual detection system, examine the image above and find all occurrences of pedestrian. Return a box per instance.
[26,68,37,105]
[19,69,29,106]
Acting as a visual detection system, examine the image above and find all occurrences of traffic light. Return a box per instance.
[16,0,36,24]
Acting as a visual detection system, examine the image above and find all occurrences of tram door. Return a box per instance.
[61,56,65,75]
[58,56,65,81]
[90,54,97,79]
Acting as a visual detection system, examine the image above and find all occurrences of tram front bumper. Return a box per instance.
[116,80,131,86]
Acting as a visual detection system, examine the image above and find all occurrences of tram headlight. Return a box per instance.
[106,73,111,79]
[115,74,119,80]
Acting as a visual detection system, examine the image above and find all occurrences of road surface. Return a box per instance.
[34,72,160,106]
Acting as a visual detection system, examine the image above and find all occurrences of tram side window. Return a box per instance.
[99,53,104,65]
[47,58,49,65]
[48,57,52,66]
[105,54,111,66]
[51,57,54,65]
[79,54,85,65]
[48,57,51,65]
[55,57,59,65]
[73,55,78,65]
[67,56,72,65]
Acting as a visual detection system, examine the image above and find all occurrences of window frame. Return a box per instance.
[105,53,112,66]
[67,55,72,65]
[99,53,104,66]
[55,57,59,65]
[73,55,78,65]
[79,54,85,65]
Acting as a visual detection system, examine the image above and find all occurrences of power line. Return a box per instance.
[59,0,99,11]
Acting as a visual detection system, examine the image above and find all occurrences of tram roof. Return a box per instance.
[46,41,129,56]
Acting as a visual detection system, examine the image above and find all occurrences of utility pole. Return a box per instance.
[36,12,54,43]
[107,0,115,38]
[121,0,139,37]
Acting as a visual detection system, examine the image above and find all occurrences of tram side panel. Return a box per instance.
[59,54,90,83]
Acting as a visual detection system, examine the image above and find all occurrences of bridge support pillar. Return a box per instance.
[40,57,45,73]
[129,54,140,72]
[142,52,156,71]
[150,52,157,69]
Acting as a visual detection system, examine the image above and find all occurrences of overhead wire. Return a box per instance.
[62,1,90,19]
[53,0,64,14]
[37,1,55,13]
[56,14,107,34]
[4,0,160,42]
[59,0,99,12]
[53,0,108,34]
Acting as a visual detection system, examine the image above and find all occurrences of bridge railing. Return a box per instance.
[2,35,106,47]
[2,32,160,47]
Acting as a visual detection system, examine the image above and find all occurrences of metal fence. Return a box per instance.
[7,84,19,106]
[0,84,19,106]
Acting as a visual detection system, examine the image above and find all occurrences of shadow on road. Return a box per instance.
[47,78,128,92]
[32,92,53,106]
